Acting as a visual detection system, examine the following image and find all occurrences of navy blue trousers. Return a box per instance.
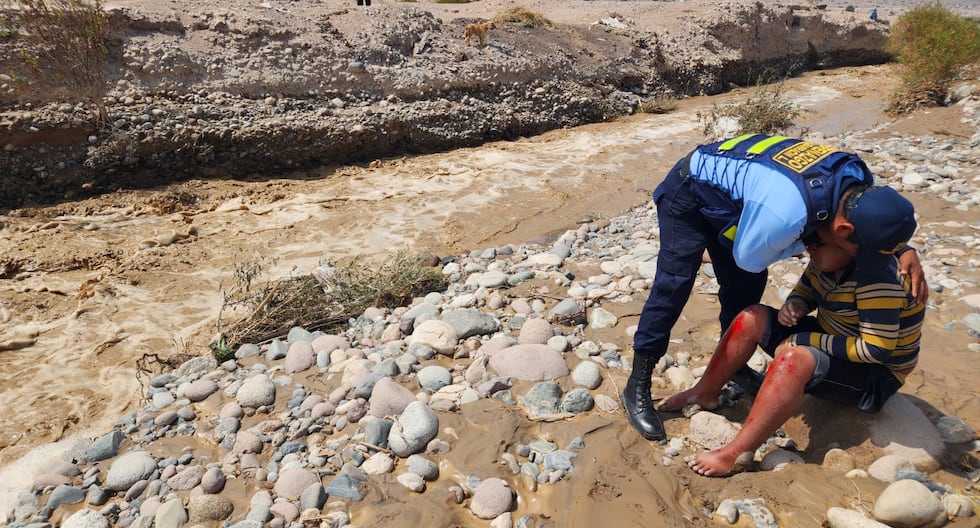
[633,162,769,360]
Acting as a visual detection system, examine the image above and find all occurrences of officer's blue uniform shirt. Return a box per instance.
[688,149,870,273]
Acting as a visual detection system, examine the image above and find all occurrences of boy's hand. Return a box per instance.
[778,298,808,327]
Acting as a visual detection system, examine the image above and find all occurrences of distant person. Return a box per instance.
[659,188,924,476]
[622,134,927,442]
[870,7,878,21]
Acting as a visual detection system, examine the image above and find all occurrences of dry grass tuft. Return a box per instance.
[494,6,551,28]
[212,252,448,359]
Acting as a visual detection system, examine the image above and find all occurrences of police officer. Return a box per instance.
[624,134,928,441]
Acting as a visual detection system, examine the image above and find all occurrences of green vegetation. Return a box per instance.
[697,78,807,140]
[213,252,448,355]
[886,3,980,113]
[638,96,679,114]
[5,0,111,126]
[845,5,855,12]
[494,6,551,28]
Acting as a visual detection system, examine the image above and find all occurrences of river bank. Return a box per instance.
[0,0,900,209]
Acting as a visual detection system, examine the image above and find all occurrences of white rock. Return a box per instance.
[826,507,891,528]
[411,319,459,355]
[396,472,425,492]
[873,479,944,528]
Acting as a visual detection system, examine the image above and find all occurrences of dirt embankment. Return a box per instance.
[0,0,889,209]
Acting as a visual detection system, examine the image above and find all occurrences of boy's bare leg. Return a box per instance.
[660,306,767,412]
[687,346,815,476]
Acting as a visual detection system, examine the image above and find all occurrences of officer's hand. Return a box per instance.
[898,248,928,305]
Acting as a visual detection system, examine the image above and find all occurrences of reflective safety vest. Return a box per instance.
[689,133,874,246]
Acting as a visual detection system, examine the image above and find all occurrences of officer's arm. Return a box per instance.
[732,202,806,273]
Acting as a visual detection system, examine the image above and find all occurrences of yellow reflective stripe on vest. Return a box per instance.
[717,134,756,151]
[746,135,790,155]
[722,224,738,241]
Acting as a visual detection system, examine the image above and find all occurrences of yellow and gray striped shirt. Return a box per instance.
[784,256,924,382]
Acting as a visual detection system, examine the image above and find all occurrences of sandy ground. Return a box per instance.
[2,61,980,526]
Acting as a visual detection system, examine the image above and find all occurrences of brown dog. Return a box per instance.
[464,21,496,46]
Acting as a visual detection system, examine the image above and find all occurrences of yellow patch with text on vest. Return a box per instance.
[772,142,839,173]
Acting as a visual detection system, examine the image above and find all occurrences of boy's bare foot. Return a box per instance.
[684,451,753,477]
[658,389,719,412]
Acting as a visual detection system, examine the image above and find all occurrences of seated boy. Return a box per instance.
[659,186,925,476]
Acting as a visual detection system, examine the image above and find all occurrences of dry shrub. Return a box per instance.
[494,7,551,28]
[886,3,980,113]
[697,79,807,141]
[213,252,448,358]
[4,0,111,126]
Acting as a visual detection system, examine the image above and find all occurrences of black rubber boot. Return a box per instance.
[622,353,666,441]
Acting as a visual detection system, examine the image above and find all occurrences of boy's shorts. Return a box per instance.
[756,305,902,413]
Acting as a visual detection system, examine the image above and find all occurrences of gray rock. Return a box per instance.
[517,318,553,345]
[543,450,576,472]
[546,298,582,322]
[869,395,944,472]
[182,379,218,402]
[154,498,188,528]
[85,430,125,462]
[406,454,439,481]
[44,484,85,511]
[388,401,439,457]
[570,361,601,389]
[299,483,327,510]
[488,344,569,381]
[104,451,157,491]
[273,468,319,500]
[284,340,315,373]
[200,468,226,494]
[174,357,218,379]
[364,418,393,448]
[286,326,314,343]
[560,387,594,413]
[236,374,276,408]
[167,465,206,490]
[936,415,977,444]
[236,343,261,359]
[442,308,500,339]
[310,334,348,354]
[470,478,513,519]
[324,474,363,501]
[62,509,110,528]
[86,486,110,506]
[520,381,562,417]
[417,365,452,393]
[759,449,804,470]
